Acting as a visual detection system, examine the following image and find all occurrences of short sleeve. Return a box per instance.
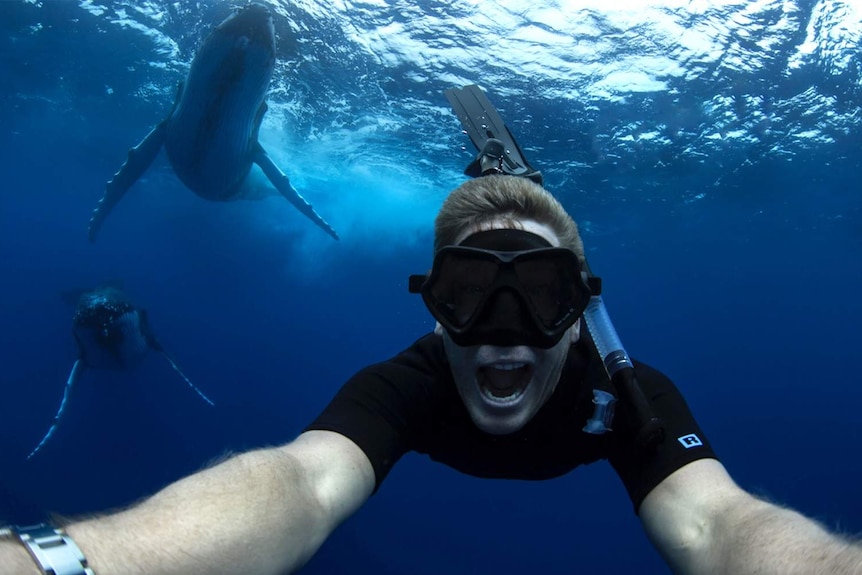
[304,335,446,491]
[607,361,719,513]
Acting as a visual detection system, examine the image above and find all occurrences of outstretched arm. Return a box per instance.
[2,430,375,575]
[640,458,862,575]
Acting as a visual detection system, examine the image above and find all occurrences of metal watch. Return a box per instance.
[1,523,95,575]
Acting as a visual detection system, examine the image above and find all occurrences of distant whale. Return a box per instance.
[27,285,214,460]
[87,3,338,242]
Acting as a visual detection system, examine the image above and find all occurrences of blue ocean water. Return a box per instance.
[1,0,860,573]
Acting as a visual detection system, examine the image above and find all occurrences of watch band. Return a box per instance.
[3,523,95,575]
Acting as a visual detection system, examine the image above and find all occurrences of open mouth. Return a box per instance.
[478,362,532,403]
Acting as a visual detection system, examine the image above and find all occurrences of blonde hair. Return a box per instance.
[434,175,585,265]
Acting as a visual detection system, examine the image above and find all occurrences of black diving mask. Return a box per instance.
[409,229,592,349]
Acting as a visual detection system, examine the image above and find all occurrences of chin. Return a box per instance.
[470,403,535,435]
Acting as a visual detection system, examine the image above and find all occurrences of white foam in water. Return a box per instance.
[250,120,459,280]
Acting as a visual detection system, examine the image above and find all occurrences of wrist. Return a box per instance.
[1,538,43,575]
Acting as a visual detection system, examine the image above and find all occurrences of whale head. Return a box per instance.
[72,287,152,370]
[213,2,276,67]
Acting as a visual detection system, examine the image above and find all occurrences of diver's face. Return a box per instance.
[435,219,581,435]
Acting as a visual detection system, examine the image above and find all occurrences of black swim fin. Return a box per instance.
[444,84,543,186]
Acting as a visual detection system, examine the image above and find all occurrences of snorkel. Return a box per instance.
[443,84,665,449]
[579,263,664,447]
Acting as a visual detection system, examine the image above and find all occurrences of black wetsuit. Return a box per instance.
[306,333,717,512]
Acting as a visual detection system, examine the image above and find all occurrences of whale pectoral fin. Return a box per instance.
[88,120,168,242]
[158,351,215,407]
[170,81,184,115]
[138,309,164,352]
[253,142,339,240]
[251,100,267,145]
[27,359,86,460]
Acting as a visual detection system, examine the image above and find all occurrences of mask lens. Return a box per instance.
[514,252,580,330]
[418,239,590,347]
[428,251,498,327]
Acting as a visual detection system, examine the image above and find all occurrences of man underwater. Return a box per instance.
[3,174,861,575]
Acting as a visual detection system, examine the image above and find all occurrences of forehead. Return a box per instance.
[454,218,561,247]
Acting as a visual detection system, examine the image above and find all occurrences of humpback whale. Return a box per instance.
[87,3,338,241]
[27,285,214,460]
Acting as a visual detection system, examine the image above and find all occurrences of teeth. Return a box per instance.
[491,362,526,371]
[481,387,523,403]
